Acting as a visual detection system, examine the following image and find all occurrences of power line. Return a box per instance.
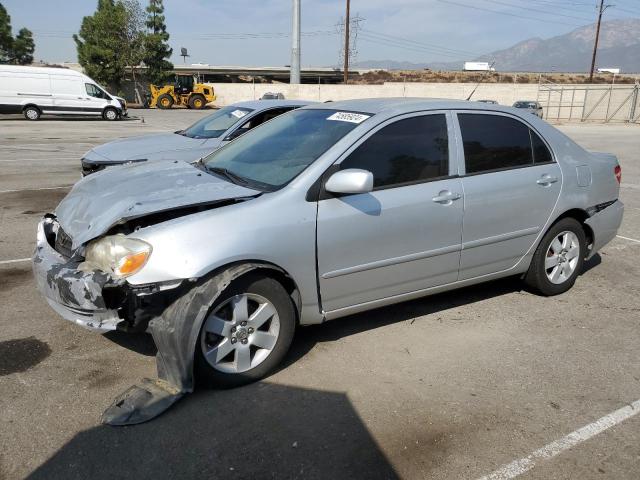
[436,0,586,26]
[360,29,483,57]
[481,0,594,21]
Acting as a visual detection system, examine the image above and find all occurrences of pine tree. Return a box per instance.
[143,0,173,85]
[73,0,129,90]
[0,3,12,63]
[12,28,34,64]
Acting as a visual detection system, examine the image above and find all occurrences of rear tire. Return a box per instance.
[157,94,174,109]
[188,94,206,110]
[23,106,41,121]
[102,107,118,121]
[524,217,586,296]
[195,273,296,389]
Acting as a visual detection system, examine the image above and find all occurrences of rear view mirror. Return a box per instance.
[325,169,374,195]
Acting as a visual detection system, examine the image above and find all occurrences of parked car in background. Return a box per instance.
[80,99,312,175]
[477,99,498,104]
[34,98,623,424]
[513,100,543,118]
[261,92,285,100]
[0,65,126,121]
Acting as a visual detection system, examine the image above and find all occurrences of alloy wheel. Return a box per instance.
[200,293,280,374]
[545,231,580,284]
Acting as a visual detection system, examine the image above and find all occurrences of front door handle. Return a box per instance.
[432,190,461,205]
[536,174,559,186]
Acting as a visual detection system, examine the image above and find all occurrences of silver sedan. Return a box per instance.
[80,99,313,175]
[33,98,623,424]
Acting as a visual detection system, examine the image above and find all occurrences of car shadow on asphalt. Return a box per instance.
[27,381,401,480]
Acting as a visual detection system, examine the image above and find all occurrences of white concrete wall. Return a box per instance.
[206,82,544,107]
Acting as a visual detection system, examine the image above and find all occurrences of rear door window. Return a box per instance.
[339,114,449,189]
[458,114,533,174]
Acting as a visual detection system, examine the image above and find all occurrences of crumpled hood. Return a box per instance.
[88,133,212,162]
[56,160,260,249]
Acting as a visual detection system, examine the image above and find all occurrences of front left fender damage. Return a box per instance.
[102,263,284,426]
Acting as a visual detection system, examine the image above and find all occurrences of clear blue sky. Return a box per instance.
[2,0,639,66]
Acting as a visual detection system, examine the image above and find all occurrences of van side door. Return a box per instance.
[50,75,89,114]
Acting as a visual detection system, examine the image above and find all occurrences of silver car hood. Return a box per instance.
[56,160,260,249]
[88,133,214,162]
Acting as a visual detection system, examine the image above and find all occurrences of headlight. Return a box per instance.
[84,235,152,278]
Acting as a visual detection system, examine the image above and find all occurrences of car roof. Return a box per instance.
[300,97,529,117]
[229,99,316,111]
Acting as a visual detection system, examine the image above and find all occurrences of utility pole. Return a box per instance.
[589,0,610,83]
[290,0,301,84]
[343,0,350,84]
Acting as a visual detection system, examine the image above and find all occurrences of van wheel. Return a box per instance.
[103,107,118,121]
[23,106,41,121]
[189,94,206,110]
[157,94,174,109]
[195,273,296,389]
[524,218,586,296]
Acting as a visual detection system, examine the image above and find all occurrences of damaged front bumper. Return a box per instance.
[32,217,186,333]
[32,217,123,332]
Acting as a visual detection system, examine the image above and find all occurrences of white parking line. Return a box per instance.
[477,399,640,480]
[617,235,640,244]
[0,258,31,265]
[0,185,71,194]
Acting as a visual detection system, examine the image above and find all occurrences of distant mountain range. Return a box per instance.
[353,18,640,73]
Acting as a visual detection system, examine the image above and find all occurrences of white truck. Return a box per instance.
[0,65,126,120]
[464,62,495,72]
[597,68,621,74]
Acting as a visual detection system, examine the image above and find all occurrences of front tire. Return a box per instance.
[525,217,586,296]
[23,106,41,120]
[195,274,296,389]
[102,107,118,121]
[188,94,206,109]
[157,93,174,109]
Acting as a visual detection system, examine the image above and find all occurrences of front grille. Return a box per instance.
[54,227,74,259]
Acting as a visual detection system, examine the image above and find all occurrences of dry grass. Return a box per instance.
[354,70,638,85]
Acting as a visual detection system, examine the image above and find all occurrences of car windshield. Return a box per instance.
[181,106,254,139]
[203,109,369,190]
[514,102,537,109]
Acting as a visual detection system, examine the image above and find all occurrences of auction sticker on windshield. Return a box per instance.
[327,112,370,124]
[231,110,248,119]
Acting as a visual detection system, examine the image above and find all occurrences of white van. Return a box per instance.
[0,65,126,121]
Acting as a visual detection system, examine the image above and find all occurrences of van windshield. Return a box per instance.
[181,106,253,139]
[203,109,369,190]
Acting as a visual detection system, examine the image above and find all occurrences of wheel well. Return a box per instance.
[552,209,594,247]
[202,261,302,323]
[22,104,40,112]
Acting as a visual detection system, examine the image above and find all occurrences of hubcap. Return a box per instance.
[200,293,280,374]
[106,110,116,120]
[26,109,38,119]
[545,231,580,284]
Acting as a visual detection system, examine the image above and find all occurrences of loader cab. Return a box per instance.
[175,75,195,95]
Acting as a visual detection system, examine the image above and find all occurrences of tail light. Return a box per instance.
[614,165,622,184]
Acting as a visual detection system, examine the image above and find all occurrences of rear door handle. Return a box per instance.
[536,174,559,186]
[432,190,461,204]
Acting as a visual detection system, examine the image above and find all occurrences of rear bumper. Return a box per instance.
[585,200,624,258]
[32,218,123,332]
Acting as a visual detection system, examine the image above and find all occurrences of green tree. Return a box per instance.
[0,3,12,63]
[12,27,34,64]
[143,0,173,85]
[73,0,129,90]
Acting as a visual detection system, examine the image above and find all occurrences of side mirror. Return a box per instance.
[325,169,374,195]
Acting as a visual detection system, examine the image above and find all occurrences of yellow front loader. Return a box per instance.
[149,75,216,109]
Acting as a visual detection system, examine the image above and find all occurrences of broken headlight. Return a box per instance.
[83,235,152,278]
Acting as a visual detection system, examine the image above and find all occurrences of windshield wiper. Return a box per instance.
[206,166,250,186]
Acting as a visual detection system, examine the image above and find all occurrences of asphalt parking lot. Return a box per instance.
[0,109,639,480]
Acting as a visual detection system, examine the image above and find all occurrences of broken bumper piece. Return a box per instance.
[32,218,123,332]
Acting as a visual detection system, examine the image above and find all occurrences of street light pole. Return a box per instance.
[343,0,350,84]
[290,0,301,84]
